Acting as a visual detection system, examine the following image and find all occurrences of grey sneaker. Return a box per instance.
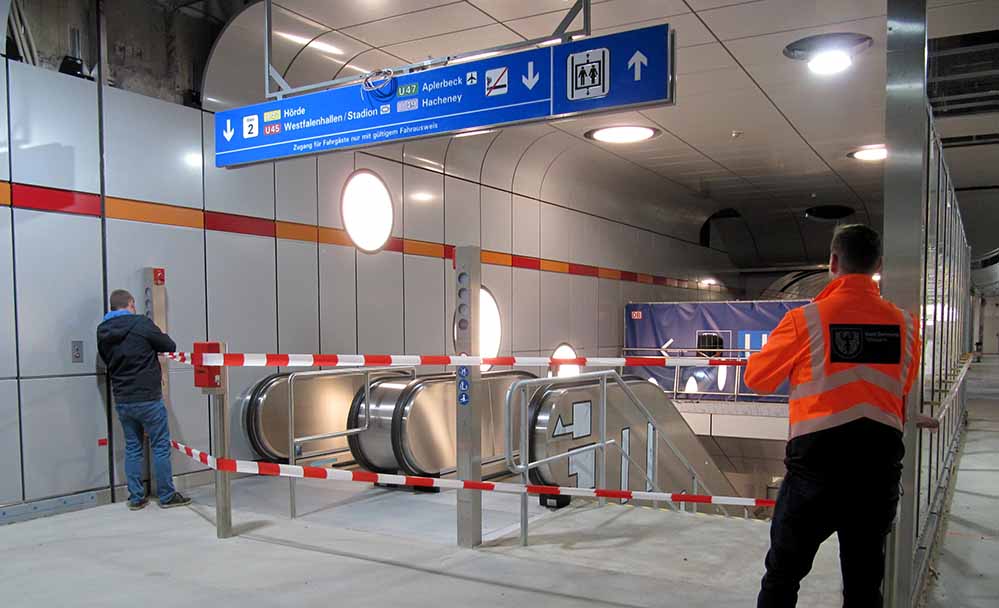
[128,498,149,511]
[159,493,192,509]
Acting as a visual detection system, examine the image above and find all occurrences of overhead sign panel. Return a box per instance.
[214,24,671,167]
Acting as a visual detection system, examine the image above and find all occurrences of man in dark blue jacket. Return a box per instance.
[97,289,191,510]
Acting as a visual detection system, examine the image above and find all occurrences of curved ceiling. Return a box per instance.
[201,0,994,268]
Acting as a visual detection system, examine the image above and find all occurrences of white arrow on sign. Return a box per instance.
[522,61,540,90]
[628,50,648,81]
[222,119,235,142]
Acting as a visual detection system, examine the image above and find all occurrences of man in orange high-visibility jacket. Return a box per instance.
[746,224,936,608]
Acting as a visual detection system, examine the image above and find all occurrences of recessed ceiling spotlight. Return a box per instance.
[783,33,873,76]
[848,144,887,161]
[585,126,660,144]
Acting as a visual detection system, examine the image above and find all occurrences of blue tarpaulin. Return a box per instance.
[624,300,809,401]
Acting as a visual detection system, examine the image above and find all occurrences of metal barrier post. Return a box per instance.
[195,341,231,539]
[288,374,297,519]
[455,246,482,548]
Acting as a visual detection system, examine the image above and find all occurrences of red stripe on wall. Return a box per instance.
[568,263,599,277]
[619,271,638,282]
[511,255,541,270]
[12,184,101,217]
[204,211,276,237]
[384,237,405,253]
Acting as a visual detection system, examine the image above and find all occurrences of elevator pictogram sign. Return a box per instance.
[568,48,609,100]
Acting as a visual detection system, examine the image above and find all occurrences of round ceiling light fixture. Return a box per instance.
[804,204,856,221]
[847,144,888,162]
[783,33,873,76]
[341,170,394,252]
[585,126,660,144]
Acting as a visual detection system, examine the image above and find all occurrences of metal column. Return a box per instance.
[881,0,928,605]
[454,246,482,548]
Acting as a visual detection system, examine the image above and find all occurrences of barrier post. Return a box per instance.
[194,341,231,539]
[454,246,482,548]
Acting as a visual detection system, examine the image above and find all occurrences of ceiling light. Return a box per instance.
[808,50,852,75]
[848,144,887,162]
[341,170,393,252]
[585,126,660,144]
[783,33,873,76]
[701,278,717,286]
[454,129,496,138]
[275,32,344,56]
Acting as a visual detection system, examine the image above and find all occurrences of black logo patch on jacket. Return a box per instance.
[829,324,901,364]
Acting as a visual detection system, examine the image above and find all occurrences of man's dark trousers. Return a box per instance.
[757,471,900,607]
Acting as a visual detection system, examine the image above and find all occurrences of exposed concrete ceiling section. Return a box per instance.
[201,0,999,270]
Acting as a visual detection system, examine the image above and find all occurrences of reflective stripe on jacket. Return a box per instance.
[744,275,921,440]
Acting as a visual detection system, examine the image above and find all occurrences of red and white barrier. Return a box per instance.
[171,440,774,509]
[164,352,747,368]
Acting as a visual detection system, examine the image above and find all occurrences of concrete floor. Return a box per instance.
[924,357,999,607]
[0,472,844,607]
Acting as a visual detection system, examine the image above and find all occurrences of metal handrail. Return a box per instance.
[287,366,416,518]
[504,370,725,545]
[934,356,973,423]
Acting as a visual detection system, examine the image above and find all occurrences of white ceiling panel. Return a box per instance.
[342,3,495,48]
[935,112,999,139]
[283,31,376,86]
[687,0,764,9]
[469,0,610,22]
[928,0,999,38]
[591,13,717,47]
[697,0,885,41]
[383,24,523,62]
[505,0,690,40]
[275,0,457,29]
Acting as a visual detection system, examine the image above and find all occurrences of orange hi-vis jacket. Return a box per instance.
[745,275,921,441]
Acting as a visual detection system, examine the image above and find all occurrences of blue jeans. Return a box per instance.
[115,400,177,504]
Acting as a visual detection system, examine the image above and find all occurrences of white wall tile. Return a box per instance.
[598,278,622,348]
[540,203,571,261]
[318,152,355,228]
[278,239,319,354]
[482,264,512,356]
[445,176,480,247]
[0,380,21,503]
[404,165,444,243]
[0,65,8,182]
[570,275,598,351]
[320,244,357,354]
[203,114,275,219]
[14,210,104,377]
[404,255,445,356]
[0,212,16,379]
[9,62,100,193]
[512,195,540,257]
[481,187,512,253]
[104,87,203,208]
[276,156,318,224]
[512,267,540,351]
[206,231,277,354]
[356,251,403,353]
[540,272,571,351]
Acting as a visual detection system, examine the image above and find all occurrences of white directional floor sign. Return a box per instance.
[215,24,672,167]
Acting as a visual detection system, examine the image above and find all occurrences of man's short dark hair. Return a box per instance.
[831,224,882,275]
[109,289,134,311]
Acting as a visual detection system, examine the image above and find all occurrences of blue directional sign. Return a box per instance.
[215,25,671,167]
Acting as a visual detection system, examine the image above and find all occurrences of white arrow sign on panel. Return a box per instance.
[628,50,648,81]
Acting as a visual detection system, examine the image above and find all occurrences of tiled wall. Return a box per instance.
[0,61,734,505]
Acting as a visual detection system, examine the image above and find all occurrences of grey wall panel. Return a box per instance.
[482,264,512,356]
[403,137,448,173]
[14,210,104,377]
[203,114,275,219]
[444,176,480,247]
[356,153,403,237]
[512,132,576,199]
[356,251,403,353]
[0,62,9,182]
[206,231,277,354]
[481,124,553,191]
[319,244,357,354]
[513,195,540,257]
[0,211,15,378]
[21,376,107,500]
[0,379,21,504]
[404,165,443,243]
[364,143,403,162]
[228,366,273,460]
[565,208,588,267]
[318,152,354,229]
[512,267,540,352]
[570,275,598,352]
[404,255,445,357]
[112,368,209,480]
[444,130,499,182]
[105,220,207,350]
[277,239,320,354]
[103,88,203,208]
[540,203,571,261]
[276,157,318,224]
[598,278,622,348]
[9,62,100,194]
[540,272,571,352]
[481,187,512,253]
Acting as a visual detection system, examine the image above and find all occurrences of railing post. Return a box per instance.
[288,372,297,519]
[598,375,608,506]
[195,341,231,539]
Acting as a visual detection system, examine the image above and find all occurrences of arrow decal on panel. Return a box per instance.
[552,400,592,439]
[522,61,540,90]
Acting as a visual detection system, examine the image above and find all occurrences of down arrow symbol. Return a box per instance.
[222,119,235,142]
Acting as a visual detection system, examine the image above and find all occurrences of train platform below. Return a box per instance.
[0,474,843,607]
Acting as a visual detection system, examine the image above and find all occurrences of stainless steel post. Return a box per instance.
[288,373,297,519]
[882,0,928,604]
[598,375,607,506]
[520,384,529,546]
[455,246,482,548]
[211,353,232,539]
